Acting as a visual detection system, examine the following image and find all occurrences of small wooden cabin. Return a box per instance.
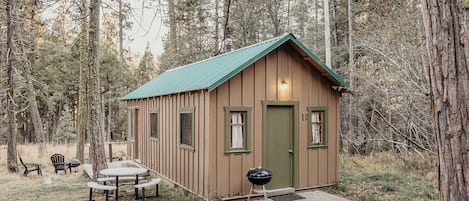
[122,33,349,200]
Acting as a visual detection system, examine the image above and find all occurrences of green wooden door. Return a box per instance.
[265,105,293,189]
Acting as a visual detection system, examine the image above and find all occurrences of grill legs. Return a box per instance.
[246,184,268,201]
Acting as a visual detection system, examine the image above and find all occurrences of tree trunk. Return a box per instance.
[76,0,88,163]
[168,0,177,55]
[118,0,124,69]
[89,0,107,178]
[26,0,45,155]
[214,0,219,54]
[421,1,469,200]
[331,0,338,48]
[324,0,331,67]
[6,0,18,173]
[223,0,231,41]
[347,0,354,149]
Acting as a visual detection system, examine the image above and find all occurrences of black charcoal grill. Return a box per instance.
[247,167,272,185]
[246,167,272,201]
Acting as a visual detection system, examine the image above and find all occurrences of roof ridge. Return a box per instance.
[166,33,292,73]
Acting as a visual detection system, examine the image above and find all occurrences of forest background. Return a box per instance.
[0,0,432,167]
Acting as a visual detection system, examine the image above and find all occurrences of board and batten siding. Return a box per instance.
[208,44,339,198]
[126,90,211,198]
[126,43,340,200]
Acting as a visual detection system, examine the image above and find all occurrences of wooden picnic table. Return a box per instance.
[100,167,148,201]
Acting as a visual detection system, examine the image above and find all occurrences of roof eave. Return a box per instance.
[289,38,351,93]
[207,34,295,91]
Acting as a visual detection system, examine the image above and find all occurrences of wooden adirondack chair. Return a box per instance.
[18,155,42,176]
[51,153,67,174]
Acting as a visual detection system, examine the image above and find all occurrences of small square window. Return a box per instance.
[150,111,158,139]
[225,107,251,153]
[308,107,328,148]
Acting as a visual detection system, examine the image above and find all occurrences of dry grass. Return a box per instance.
[324,152,438,201]
[0,143,201,201]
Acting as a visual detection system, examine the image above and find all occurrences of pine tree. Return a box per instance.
[88,0,107,178]
[135,43,158,85]
[6,0,18,173]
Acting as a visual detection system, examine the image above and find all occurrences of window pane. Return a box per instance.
[127,110,133,138]
[311,112,323,144]
[150,113,158,138]
[180,113,192,146]
[231,113,244,148]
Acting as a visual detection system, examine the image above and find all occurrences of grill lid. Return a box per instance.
[247,167,272,185]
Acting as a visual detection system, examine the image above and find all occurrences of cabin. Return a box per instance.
[122,33,350,200]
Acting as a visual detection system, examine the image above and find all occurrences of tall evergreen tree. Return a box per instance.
[135,43,158,85]
[88,0,107,178]
[24,0,46,154]
[6,0,18,173]
[76,0,88,163]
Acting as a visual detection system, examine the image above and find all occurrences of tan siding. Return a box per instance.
[126,44,342,199]
[216,83,230,196]
[318,76,329,185]
[296,56,309,188]
[124,90,211,198]
[241,65,255,195]
[229,74,243,197]
[328,88,338,184]
[253,58,266,170]
[194,93,200,193]
[208,91,217,198]
[266,50,278,100]
[175,94,180,184]
[278,47,291,100]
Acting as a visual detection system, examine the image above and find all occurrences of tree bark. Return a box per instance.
[118,0,124,69]
[76,0,88,163]
[89,0,107,178]
[324,0,331,67]
[223,0,231,41]
[347,0,354,148]
[421,0,469,200]
[26,0,46,154]
[6,0,18,173]
[214,0,219,54]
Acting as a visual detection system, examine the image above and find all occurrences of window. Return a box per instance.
[225,107,251,153]
[308,107,327,148]
[150,110,159,139]
[179,107,194,149]
[127,108,136,139]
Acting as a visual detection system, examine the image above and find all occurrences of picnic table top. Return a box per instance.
[100,167,147,176]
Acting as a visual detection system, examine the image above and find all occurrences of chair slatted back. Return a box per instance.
[51,153,65,170]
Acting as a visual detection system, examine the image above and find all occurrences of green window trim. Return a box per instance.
[127,108,136,140]
[149,109,159,141]
[179,107,195,150]
[224,106,252,154]
[307,107,328,149]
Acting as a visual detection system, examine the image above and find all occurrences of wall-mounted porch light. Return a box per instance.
[280,80,288,90]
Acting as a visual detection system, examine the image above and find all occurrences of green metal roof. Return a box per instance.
[122,33,349,100]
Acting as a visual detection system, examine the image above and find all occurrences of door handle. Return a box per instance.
[288,149,293,154]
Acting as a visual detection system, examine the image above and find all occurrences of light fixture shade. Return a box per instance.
[280,80,288,90]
